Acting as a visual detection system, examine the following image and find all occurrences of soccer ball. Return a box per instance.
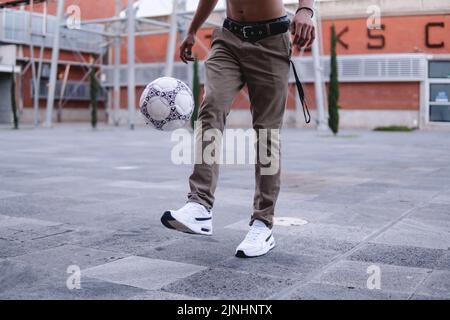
[139,77,194,131]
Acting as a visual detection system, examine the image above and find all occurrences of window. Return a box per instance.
[430,84,450,103]
[428,61,450,123]
[430,105,450,122]
[429,61,450,79]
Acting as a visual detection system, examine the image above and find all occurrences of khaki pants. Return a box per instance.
[187,26,292,229]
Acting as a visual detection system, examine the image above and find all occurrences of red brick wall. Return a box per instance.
[320,15,450,56]
[132,15,449,112]
[16,4,450,113]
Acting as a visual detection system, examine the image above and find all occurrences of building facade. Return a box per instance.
[1,0,449,129]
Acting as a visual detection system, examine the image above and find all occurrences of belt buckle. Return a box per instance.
[242,26,252,39]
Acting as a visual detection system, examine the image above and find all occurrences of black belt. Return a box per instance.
[223,16,290,42]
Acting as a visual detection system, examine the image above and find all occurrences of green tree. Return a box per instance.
[190,57,200,129]
[89,68,98,129]
[11,70,19,130]
[328,24,340,135]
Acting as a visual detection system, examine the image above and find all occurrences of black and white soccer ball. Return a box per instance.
[139,77,194,131]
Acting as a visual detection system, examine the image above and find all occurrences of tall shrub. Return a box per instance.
[90,68,98,129]
[328,24,340,135]
[11,70,19,130]
[190,57,200,129]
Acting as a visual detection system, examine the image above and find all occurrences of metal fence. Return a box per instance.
[35,80,107,101]
[101,62,194,87]
[101,53,427,87]
[0,8,106,54]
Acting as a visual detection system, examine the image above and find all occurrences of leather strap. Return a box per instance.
[290,59,311,124]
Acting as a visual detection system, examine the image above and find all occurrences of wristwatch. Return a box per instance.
[296,7,314,18]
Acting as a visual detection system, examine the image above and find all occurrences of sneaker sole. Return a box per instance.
[235,241,276,258]
[161,211,212,236]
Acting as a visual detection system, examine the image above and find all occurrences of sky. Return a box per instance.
[137,0,320,17]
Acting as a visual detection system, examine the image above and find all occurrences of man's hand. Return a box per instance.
[290,9,315,50]
[180,33,196,64]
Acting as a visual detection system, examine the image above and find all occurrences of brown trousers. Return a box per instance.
[187,26,291,228]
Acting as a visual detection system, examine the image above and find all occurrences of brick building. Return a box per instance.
[1,0,449,129]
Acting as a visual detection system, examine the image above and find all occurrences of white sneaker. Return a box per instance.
[161,202,213,236]
[235,220,275,258]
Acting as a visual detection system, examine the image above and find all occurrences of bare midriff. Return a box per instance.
[226,0,286,22]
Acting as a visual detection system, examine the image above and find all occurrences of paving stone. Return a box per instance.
[0,221,105,259]
[313,260,430,295]
[141,229,242,267]
[11,245,127,273]
[128,291,199,300]
[0,259,145,300]
[414,270,450,298]
[0,223,74,243]
[162,267,296,299]
[349,243,445,269]
[372,219,450,250]
[0,215,61,228]
[409,203,450,229]
[78,225,185,255]
[409,294,450,300]
[1,126,450,299]
[218,251,329,279]
[82,256,206,290]
[0,190,24,200]
[226,219,375,242]
[286,282,409,300]
[436,251,450,271]
[280,235,357,259]
[310,190,377,205]
[430,192,450,205]
[0,194,94,217]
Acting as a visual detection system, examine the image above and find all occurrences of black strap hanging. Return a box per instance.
[290,59,311,124]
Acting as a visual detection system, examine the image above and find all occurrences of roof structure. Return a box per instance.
[0,0,46,8]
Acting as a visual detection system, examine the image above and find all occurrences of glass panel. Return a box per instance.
[430,105,450,122]
[430,84,450,102]
[429,61,450,79]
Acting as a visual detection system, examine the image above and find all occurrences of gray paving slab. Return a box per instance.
[141,229,243,267]
[413,270,450,299]
[285,282,409,300]
[226,219,374,242]
[0,194,95,217]
[77,225,185,255]
[280,235,357,259]
[371,218,450,250]
[217,251,329,279]
[0,190,24,200]
[0,223,73,243]
[162,267,296,299]
[0,215,61,228]
[430,191,450,205]
[128,291,199,300]
[82,256,206,290]
[436,252,450,271]
[0,259,145,300]
[312,260,430,295]
[1,125,450,299]
[10,245,127,273]
[349,243,446,269]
